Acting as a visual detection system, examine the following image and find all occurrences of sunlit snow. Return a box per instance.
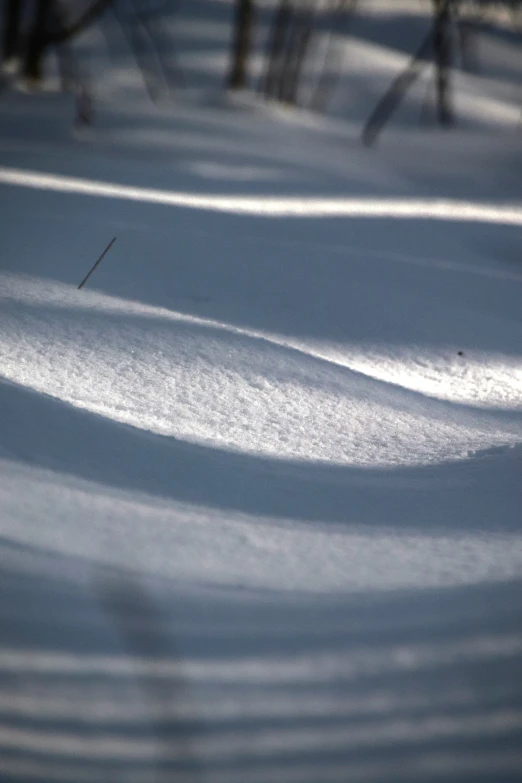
[2,165,522,224]
[1,275,520,467]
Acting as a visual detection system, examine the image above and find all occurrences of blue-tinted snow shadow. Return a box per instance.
[1,182,520,354]
[0,535,202,783]
[0,534,522,783]
[0,375,520,533]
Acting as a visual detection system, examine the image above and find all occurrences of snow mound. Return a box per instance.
[1,275,520,468]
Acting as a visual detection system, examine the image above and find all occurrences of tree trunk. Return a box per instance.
[2,0,25,63]
[310,0,358,112]
[24,0,52,81]
[228,0,254,89]
[279,7,315,105]
[262,0,293,98]
[433,0,454,126]
[23,0,113,83]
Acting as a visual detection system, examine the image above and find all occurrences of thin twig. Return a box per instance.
[78,237,116,290]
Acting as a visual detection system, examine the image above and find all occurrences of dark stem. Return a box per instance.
[361,30,433,146]
[2,0,23,63]
[310,0,359,113]
[228,0,255,89]
[433,0,454,126]
[78,237,117,290]
[280,9,315,105]
[262,0,293,99]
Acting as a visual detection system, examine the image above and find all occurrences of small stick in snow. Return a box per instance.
[78,237,116,290]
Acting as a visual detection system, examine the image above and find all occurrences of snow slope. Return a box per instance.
[0,2,521,781]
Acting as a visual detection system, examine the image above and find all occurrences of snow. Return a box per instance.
[0,1,521,781]
[1,273,520,469]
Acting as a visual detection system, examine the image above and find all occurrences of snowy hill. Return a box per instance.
[0,2,521,781]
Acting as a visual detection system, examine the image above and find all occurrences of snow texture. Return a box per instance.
[0,1,521,781]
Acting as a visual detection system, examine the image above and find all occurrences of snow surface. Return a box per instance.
[0,2,521,781]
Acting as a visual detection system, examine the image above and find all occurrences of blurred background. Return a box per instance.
[1,1,521,136]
